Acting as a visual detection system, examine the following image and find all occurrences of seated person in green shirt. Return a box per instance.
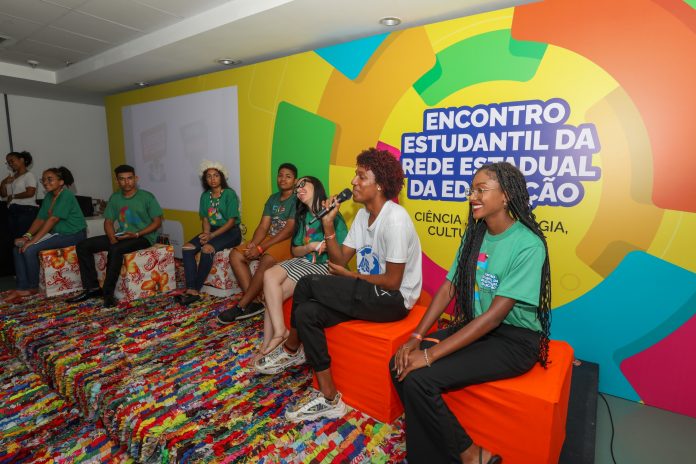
[5,166,86,301]
[250,176,348,363]
[391,162,552,464]
[177,161,243,306]
[217,163,298,322]
[66,164,163,308]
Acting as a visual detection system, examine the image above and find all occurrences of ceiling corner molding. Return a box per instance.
[0,62,56,84]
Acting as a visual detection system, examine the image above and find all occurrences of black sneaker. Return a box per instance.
[179,294,201,306]
[240,302,265,319]
[217,305,244,324]
[66,288,102,303]
[216,302,265,324]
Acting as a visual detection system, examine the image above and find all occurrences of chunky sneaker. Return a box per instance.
[284,389,347,422]
[254,343,306,375]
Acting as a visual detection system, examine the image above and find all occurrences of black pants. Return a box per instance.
[8,204,38,239]
[391,324,540,464]
[75,234,150,297]
[292,274,409,372]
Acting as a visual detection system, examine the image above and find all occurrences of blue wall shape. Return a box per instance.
[315,33,389,80]
[551,251,696,400]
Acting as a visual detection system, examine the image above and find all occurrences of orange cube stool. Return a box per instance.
[443,340,574,464]
[282,299,435,423]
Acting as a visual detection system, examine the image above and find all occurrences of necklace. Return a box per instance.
[208,190,223,223]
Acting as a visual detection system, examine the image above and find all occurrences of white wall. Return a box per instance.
[0,96,10,157]
[5,95,112,201]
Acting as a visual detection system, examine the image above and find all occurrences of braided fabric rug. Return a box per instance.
[0,290,406,463]
[0,345,132,463]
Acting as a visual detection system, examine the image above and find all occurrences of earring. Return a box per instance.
[377,186,382,191]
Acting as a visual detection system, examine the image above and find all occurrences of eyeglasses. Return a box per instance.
[465,186,499,197]
[41,176,58,183]
[294,178,307,193]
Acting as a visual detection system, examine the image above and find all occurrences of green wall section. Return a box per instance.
[414,29,547,106]
[271,101,335,189]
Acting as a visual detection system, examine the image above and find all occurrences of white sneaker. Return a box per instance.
[253,343,306,375]
[284,389,347,422]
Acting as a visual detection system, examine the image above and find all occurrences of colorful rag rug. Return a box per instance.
[0,290,406,463]
[0,345,131,463]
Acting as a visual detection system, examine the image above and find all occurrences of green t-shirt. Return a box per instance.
[104,189,163,245]
[446,221,545,332]
[292,211,349,264]
[262,192,297,237]
[199,188,240,227]
[37,189,86,235]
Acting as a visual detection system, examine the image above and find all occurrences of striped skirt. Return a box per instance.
[279,257,330,283]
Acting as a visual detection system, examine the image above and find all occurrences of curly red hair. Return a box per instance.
[356,148,404,199]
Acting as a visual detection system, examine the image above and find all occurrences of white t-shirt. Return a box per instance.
[9,171,38,207]
[343,200,422,309]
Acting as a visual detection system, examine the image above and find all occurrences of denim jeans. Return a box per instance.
[182,225,242,291]
[13,229,87,290]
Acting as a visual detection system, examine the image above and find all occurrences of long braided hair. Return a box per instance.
[451,162,552,366]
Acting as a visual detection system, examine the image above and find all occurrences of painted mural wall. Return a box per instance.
[105,0,696,417]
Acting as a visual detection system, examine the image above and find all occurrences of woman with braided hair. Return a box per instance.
[391,161,551,464]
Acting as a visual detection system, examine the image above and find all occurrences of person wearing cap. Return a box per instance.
[177,161,242,306]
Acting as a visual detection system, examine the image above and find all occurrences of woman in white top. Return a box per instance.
[1,151,38,239]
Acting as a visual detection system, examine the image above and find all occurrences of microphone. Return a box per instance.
[314,188,352,220]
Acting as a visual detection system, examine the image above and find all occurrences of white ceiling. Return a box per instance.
[0,0,532,104]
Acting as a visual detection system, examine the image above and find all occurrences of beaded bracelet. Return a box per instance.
[423,348,432,367]
[256,245,264,254]
[324,233,336,240]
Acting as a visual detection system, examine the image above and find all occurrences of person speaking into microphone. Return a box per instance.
[311,187,352,221]
[254,147,423,423]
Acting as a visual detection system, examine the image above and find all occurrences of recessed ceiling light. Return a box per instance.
[27,59,39,68]
[217,58,241,66]
[135,82,149,87]
[379,17,401,27]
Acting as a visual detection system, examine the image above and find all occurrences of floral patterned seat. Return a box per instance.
[200,248,257,297]
[95,244,175,301]
[39,246,82,297]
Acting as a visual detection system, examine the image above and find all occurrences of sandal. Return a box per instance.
[251,332,289,363]
[262,331,289,356]
[479,447,502,464]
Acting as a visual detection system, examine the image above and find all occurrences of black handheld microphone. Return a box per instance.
[314,188,352,220]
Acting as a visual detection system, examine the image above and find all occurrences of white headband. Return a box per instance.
[199,159,228,179]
